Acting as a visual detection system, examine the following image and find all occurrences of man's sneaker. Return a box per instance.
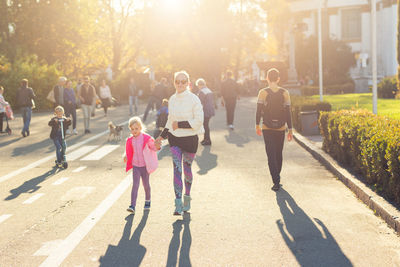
[66,129,71,135]
[127,206,135,213]
[271,184,280,191]
[144,201,151,210]
[73,129,78,135]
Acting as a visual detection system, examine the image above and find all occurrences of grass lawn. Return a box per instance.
[310,93,400,120]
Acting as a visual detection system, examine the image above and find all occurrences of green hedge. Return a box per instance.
[291,96,331,133]
[378,76,398,99]
[0,54,61,111]
[300,82,355,96]
[319,110,400,205]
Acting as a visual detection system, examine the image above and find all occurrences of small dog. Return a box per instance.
[108,121,123,141]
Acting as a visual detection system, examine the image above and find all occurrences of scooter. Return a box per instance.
[57,118,68,169]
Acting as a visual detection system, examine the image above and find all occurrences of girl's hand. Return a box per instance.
[287,130,293,142]
[123,156,127,163]
[172,121,178,131]
[256,127,262,136]
[155,137,162,148]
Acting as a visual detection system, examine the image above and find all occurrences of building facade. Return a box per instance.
[289,0,398,92]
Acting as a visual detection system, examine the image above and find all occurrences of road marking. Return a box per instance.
[23,193,45,204]
[72,166,87,173]
[34,240,63,256]
[39,175,131,267]
[52,177,69,185]
[80,145,120,161]
[67,146,99,161]
[0,214,12,224]
[0,119,130,184]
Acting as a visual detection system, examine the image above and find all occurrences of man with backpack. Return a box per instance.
[16,79,36,137]
[255,68,293,191]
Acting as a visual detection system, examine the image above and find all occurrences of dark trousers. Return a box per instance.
[0,112,4,132]
[65,103,77,129]
[53,134,67,163]
[262,129,285,185]
[203,116,211,141]
[143,96,161,122]
[224,98,236,125]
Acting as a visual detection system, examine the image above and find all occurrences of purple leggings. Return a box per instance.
[170,146,196,199]
[131,166,151,207]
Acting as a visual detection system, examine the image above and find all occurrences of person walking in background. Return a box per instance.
[255,68,293,192]
[99,79,112,116]
[64,80,78,135]
[143,77,168,122]
[196,78,215,146]
[54,77,67,108]
[221,71,240,130]
[78,76,96,134]
[154,98,169,138]
[0,86,9,133]
[49,106,71,168]
[128,77,138,115]
[124,117,160,214]
[16,79,36,137]
[155,71,204,215]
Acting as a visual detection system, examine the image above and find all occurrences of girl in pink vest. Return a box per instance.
[124,117,160,214]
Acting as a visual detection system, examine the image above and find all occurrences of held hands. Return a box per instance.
[172,121,178,131]
[287,129,293,142]
[154,137,163,149]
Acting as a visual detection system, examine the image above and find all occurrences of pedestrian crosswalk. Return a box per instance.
[67,146,99,161]
[23,193,45,204]
[80,145,120,161]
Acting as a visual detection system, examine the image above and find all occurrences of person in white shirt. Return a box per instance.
[99,79,112,116]
[156,70,204,215]
[0,86,9,133]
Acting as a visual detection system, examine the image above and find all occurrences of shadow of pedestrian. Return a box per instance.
[12,138,53,156]
[195,146,217,175]
[4,166,59,201]
[0,136,23,148]
[224,131,250,147]
[166,212,192,267]
[276,189,353,267]
[99,211,149,267]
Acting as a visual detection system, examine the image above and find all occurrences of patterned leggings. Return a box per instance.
[170,146,196,199]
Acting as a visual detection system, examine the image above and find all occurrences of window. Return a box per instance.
[341,8,361,41]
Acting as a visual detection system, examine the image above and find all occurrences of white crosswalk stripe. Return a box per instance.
[67,146,99,161]
[80,145,120,161]
[52,177,69,185]
[72,166,87,173]
[0,214,12,224]
[23,193,45,204]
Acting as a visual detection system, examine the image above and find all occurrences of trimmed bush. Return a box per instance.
[300,82,355,96]
[291,96,331,133]
[319,110,400,205]
[0,54,61,111]
[377,76,398,99]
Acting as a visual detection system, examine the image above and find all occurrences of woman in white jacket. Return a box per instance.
[156,70,204,215]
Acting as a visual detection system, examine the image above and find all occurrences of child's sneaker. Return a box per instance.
[127,205,135,213]
[144,201,151,210]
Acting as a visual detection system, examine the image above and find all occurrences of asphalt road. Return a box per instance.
[0,98,399,266]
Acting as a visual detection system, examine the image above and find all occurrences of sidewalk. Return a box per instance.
[293,131,400,233]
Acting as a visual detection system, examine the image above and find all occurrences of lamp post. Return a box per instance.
[371,0,378,114]
[318,0,323,101]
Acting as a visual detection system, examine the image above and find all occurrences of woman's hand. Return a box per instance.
[172,121,178,131]
[155,137,163,148]
[287,129,293,142]
[256,125,262,136]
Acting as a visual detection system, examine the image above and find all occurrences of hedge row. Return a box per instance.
[291,96,331,133]
[319,110,400,205]
[300,82,355,96]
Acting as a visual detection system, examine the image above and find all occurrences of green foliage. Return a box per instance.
[319,110,400,205]
[377,76,398,99]
[300,82,355,96]
[291,96,331,133]
[295,36,356,86]
[0,54,61,110]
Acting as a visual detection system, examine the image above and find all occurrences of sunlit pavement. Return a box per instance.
[1,99,400,266]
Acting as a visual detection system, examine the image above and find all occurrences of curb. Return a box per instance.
[293,132,400,233]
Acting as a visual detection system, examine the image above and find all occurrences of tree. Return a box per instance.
[398,0,400,89]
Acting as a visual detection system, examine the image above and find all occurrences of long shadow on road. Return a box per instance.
[99,211,149,267]
[276,189,353,267]
[195,146,217,175]
[5,166,59,201]
[166,213,192,267]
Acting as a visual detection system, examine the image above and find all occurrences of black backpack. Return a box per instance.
[262,88,286,129]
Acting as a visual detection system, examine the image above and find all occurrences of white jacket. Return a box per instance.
[165,89,204,137]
